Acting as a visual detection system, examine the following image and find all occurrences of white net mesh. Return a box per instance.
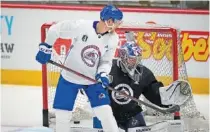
[41,22,209,132]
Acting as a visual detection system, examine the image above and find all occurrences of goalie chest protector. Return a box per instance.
[109,59,163,122]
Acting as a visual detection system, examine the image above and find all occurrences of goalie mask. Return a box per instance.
[118,41,142,75]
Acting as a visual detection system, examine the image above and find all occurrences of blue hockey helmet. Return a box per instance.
[118,41,142,70]
[100,5,123,23]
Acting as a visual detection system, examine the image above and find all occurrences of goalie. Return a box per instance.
[93,40,192,132]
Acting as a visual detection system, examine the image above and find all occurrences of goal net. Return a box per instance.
[41,22,209,132]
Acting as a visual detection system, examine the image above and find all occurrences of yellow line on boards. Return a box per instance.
[1,69,209,94]
[1,69,43,86]
[188,77,209,94]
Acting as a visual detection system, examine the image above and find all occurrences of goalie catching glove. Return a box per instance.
[36,43,52,64]
[159,80,192,106]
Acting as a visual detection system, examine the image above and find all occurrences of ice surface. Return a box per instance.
[1,85,209,132]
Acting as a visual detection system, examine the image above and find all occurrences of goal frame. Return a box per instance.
[41,23,179,127]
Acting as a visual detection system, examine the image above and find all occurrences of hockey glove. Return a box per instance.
[36,43,52,64]
[95,72,110,88]
[159,80,192,106]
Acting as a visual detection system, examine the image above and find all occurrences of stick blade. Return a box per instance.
[166,105,180,114]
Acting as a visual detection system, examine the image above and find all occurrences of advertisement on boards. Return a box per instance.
[1,15,15,60]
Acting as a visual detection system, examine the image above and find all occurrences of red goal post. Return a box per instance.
[40,22,207,131]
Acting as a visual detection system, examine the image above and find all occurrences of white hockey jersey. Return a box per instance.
[45,20,119,85]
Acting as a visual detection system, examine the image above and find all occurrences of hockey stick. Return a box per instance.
[48,60,180,114]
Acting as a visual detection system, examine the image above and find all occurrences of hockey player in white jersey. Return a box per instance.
[36,4,123,132]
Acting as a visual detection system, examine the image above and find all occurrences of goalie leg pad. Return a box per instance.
[93,105,119,132]
[128,121,169,132]
[55,109,72,132]
[127,120,184,132]
[167,120,184,132]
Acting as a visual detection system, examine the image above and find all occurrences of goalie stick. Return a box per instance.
[48,60,180,114]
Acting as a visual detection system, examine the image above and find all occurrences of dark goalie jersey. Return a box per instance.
[109,59,166,124]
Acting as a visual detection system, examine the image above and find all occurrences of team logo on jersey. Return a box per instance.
[111,83,133,105]
[82,35,88,42]
[131,118,139,126]
[98,93,106,99]
[81,45,101,67]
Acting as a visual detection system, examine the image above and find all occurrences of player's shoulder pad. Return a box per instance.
[136,64,146,72]
[107,32,119,48]
[111,32,119,40]
[136,64,154,77]
[57,19,87,27]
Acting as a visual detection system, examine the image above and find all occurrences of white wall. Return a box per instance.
[1,7,209,78]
